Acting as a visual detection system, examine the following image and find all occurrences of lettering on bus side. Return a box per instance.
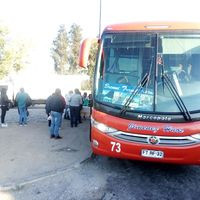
[128,123,159,133]
[137,114,172,121]
[128,123,185,134]
[163,126,184,133]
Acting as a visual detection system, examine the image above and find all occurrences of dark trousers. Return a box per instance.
[1,107,7,123]
[70,106,79,127]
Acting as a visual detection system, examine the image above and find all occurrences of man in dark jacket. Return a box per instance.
[46,88,66,139]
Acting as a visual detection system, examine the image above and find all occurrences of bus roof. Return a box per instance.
[104,22,200,32]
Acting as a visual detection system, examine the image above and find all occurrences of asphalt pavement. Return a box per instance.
[0,107,200,200]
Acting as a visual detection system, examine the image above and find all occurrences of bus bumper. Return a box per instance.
[91,128,200,165]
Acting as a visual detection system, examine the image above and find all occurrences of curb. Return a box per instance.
[0,154,92,192]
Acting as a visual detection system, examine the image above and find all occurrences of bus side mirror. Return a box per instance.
[79,38,98,68]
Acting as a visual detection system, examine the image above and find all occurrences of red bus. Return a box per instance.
[79,22,200,164]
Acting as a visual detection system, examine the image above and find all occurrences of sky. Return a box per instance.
[0,0,200,97]
[1,0,200,71]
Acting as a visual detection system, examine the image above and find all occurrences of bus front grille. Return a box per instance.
[109,131,199,146]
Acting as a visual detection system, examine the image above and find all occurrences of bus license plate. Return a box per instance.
[141,149,164,159]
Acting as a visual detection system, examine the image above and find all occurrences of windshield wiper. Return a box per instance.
[120,73,149,116]
[162,73,192,121]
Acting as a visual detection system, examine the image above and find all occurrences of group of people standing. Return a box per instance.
[45,88,92,139]
[1,87,92,140]
[0,87,32,127]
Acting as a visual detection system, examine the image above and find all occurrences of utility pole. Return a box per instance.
[99,0,102,38]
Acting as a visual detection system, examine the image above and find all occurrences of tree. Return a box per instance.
[11,41,29,72]
[51,25,69,74]
[0,25,10,79]
[87,42,98,89]
[0,25,27,79]
[68,23,82,73]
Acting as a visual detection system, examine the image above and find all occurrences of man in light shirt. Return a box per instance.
[69,88,82,127]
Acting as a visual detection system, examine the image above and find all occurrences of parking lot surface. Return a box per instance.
[1,107,200,200]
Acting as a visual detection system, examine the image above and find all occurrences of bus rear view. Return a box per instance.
[80,22,200,164]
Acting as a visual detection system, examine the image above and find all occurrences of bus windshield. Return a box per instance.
[94,32,200,114]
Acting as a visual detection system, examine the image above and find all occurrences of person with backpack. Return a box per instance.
[0,88,10,127]
[15,88,31,126]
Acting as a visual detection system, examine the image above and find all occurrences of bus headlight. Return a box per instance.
[91,117,117,134]
[191,134,200,140]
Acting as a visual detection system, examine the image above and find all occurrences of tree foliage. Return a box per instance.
[51,25,69,74]
[68,23,82,73]
[87,41,98,90]
[51,23,82,74]
[0,25,27,80]
[0,26,10,79]
[11,42,28,72]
